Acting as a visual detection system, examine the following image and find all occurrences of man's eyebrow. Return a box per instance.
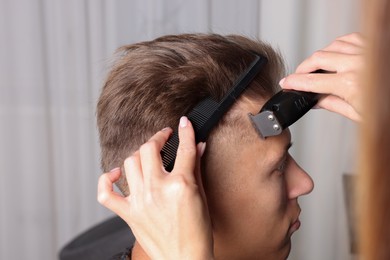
[281,142,293,159]
[271,142,293,167]
[286,142,293,151]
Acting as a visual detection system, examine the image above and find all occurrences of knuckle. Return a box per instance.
[283,75,292,84]
[140,140,158,154]
[97,191,110,205]
[142,184,161,205]
[98,173,107,183]
[124,156,135,168]
[337,32,363,45]
[125,149,141,163]
[143,192,155,206]
[335,34,343,40]
[350,32,362,41]
[283,75,299,86]
[282,75,297,88]
[344,71,358,87]
[331,40,344,49]
[168,175,195,196]
[335,35,347,42]
[304,73,316,85]
[343,72,359,100]
[311,50,326,61]
[336,33,350,41]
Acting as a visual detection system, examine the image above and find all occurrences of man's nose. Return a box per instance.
[286,157,314,199]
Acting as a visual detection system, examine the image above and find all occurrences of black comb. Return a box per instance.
[161,54,267,171]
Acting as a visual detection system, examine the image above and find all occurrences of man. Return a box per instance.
[97,33,314,259]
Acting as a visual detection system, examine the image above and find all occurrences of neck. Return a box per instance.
[131,241,150,260]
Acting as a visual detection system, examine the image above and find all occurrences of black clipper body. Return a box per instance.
[250,90,320,138]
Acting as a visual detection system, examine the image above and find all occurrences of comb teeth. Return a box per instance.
[161,132,179,170]
[161,54,267,172]
[161,98,219,172]
[187,98,219,139]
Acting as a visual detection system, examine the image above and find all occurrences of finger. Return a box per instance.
[195,142,208,206]
[97,170,131,218]
[335,32,365,47]
[317,95,361,122]
[140,127,173,187]
[281,72,349,98]
[322,39,364,55]
[172,116,197,177]
[295,51,360,74]
[97,169,121,202]
[124,152,144,195]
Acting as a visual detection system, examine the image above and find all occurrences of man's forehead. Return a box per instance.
[236,95,268,115]
[261,128,292,160]
[233,98,292,146]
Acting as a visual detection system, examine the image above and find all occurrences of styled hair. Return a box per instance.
[97,34,285,194]
[359,0,390,259]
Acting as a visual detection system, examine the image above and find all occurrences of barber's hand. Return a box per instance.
[280,33,364,122]
[97,116,214,260]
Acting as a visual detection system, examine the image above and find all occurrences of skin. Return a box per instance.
[280,33,364,122]
[98,117,213,260]
[203,99,314,259]
[98,33,364,259]
[98,97,314,259]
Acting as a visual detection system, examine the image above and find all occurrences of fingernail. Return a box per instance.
[161,127,170,131]
[200,142,206,157]
[110,167,120,172]
[279,77,285,86]
[179,116,188,128]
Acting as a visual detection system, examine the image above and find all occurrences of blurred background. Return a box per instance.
[0,0,360,259]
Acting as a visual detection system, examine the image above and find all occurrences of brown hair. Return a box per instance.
[97,34,285,194]
[359,0,390,259]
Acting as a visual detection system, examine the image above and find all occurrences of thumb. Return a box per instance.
[173,116,197,176]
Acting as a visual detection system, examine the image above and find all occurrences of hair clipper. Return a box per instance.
[250,90,321,138]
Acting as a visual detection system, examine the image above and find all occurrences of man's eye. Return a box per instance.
[277,157,288,173]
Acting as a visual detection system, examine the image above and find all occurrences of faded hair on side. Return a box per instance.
[97,33,285,194]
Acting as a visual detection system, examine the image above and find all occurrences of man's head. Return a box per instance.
[97,34,314,259]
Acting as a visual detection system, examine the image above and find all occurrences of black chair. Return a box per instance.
[59,216,135,260]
